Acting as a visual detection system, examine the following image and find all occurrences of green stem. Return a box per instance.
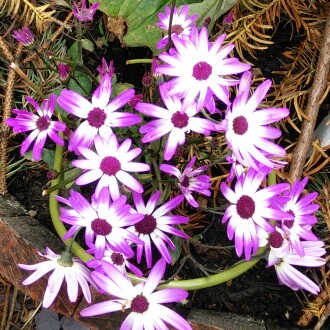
[151,157,163,193]
[129,246,268,290]
[49,139,92,262]
[76,20,83,66]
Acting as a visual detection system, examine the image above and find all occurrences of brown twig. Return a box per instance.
[4,286,18,330]
[0,284,11,329]
[0,44,23,195]
[288,8,330,181]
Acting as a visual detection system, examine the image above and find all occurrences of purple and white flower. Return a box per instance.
[72,134,150,200]
[87,243,143,279]
[220,167,293,260]
[18,247,95,308]
[219,71,289,170]
[156,26,250,109]
[135,83,216,161]
[156,5,198,50]
[80,258,192,330]
[127,191,189,267]
[6,94,66,161]
[56,188,144,258]
[160,156,211,208]
[57,75,140,153]
[275,177,319,257]
[265,230,325,294]
[72,0,100,22]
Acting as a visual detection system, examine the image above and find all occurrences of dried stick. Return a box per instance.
[0,44,23,195]
[288,9,330,181]
[0,284,11,329]
[4,286,18,330]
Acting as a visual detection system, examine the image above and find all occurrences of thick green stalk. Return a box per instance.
[129,246,267,290]
[49,140,93,262]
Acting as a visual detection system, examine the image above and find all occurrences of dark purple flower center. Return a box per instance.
[283,210,294,228]
[100,156,121,176]
[131,295,149,313]
[233,116,248,135]
[111,252,124,266]
[87,107,107,128]
[172,24,184,35]
[36,116,50,131]
[181,175,190,188]
[135,215,157,235]
[236,195,255,219]
[269,231,284,248]
[91,218,112,236]
[171,112,189,128]
[192,61,212,81]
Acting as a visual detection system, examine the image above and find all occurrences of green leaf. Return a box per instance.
[68,41,79,63]
[93,0,203,54]
[68,71,92,98]
[112,82,134,98]
[189,0,238,29]
[81,38,94,51]
[170,235,182,266]
[24,148,55,168]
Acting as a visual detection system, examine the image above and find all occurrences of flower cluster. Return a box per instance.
[9,3,326,330]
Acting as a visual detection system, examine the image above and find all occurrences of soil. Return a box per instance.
[5,12,330,330]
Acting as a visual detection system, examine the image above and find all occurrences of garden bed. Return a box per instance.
[1,1,330,330]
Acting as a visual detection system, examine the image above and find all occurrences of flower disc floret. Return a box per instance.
[80,259,192,330]
[72,134,150,200]
[219,71,289,170]
[160,156,211,208]
[136,83,217,161]
[55,189,143,259]
[220,167,293,260]
[5,94,66,161]
[18,247,95,308]
[156,27,250,109]
[156,4,198,50]
[127,191,189,267]
[58,74,140,153]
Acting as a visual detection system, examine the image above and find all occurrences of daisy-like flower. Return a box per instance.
[135,82,216,161]
[57,75,140,153]
[72,134,150,199]
[275,177,319,257]
[127,191,189,267]
[72,0,100,22]
[87,243,143,279]
[220,167,293,260]
[6,94,66,161]
[160,156,211,208]
[56,188,144,259]
[81,258,191,330]
[265,230,325,294]
[18,247,95,308]
[219,71,289,170]
[156,26,250,109]
[156,4,198,50]
[12,26,34,46]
